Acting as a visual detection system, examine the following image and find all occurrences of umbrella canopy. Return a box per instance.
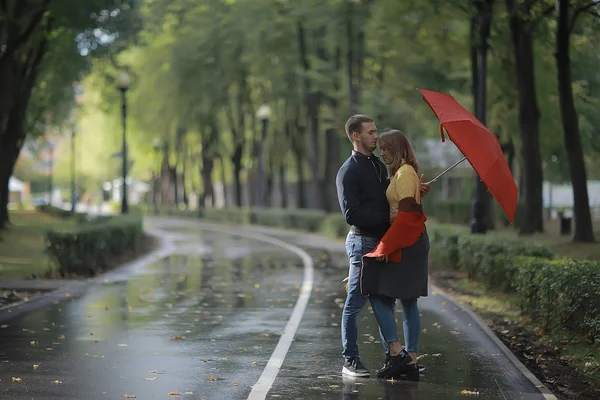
[418,88,518,223]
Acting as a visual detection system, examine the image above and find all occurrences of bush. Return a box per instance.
[319,214,348,239]
[455,234,553,291]
[427,223,468,269]
[45,215,143,276]
[514,256,600,340]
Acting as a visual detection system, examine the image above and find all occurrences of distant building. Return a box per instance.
[102,177,150,205]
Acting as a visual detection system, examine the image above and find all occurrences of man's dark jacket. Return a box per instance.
[335,150,390,239]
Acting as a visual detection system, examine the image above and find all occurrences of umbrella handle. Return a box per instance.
[425,156,467,185]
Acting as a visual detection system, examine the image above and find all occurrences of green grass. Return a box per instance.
[493,218,600,260]
[0,210,75,280]
[434,270,600,390]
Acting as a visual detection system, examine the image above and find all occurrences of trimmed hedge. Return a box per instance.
[514,256,600,340]
[45,215,143,276]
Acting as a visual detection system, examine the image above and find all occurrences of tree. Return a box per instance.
[505,0,545,234]
[0,0,140,229]
[555,0,598,242]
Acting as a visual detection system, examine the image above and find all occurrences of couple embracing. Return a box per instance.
[335,114,433,379]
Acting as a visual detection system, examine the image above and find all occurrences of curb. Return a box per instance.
[0,231,171,324]
[430,283,558,400]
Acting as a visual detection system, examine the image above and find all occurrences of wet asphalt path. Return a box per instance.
[0,217,550,400]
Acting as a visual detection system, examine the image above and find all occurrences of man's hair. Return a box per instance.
[345,114,374,140]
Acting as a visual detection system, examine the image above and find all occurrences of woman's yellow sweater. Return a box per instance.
[386,163,421,211]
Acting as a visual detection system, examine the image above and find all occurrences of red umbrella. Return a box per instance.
[418,88,518,223]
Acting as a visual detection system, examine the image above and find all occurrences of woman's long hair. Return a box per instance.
[379,130,419,177]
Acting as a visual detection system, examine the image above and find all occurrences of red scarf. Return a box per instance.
[364,197,427,263]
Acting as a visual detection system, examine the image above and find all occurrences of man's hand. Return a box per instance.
[419,174,435,197]
[390,209,398,222]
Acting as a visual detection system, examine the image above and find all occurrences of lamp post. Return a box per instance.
[256,105,271,207]
[116,71,130,214]
[152,137,161,214]
[470,0,492,234]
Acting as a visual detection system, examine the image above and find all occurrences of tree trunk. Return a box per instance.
[171,166,178,204]
[0,25,49,229]
[279,162,288,208]
[556,0,595,242]
[219,154,228,207]
[293,147,306,209]
[470,14,479,118]
[200,157,215,208]
[231,143,243,207]
[507,0,544,234]
[346,2,358,114]
[324,128,340,212]
[160,142,170,205]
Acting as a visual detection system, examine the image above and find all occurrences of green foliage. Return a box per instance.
[44,215,143,277]
[514,256,600,340]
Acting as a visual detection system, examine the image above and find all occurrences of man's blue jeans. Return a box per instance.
[342,232,421,360]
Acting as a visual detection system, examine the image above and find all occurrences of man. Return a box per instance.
[335,114,431,377]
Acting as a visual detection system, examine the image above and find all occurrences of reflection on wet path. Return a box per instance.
[0,228,304,400]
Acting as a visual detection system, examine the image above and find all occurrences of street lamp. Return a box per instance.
[152,137,161,214]
[470,0,492,234]
[256,104,271,207]
[116,71,130,214]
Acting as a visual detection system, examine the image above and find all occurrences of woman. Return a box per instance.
[362,129,430,379]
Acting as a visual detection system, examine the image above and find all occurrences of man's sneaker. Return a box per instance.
[342,357,370,377]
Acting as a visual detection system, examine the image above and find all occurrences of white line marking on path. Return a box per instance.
[170,222,314,400]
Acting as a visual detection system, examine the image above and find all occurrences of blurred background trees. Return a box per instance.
[4,0,600,241]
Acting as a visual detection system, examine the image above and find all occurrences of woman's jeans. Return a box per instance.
[342,232,420,360]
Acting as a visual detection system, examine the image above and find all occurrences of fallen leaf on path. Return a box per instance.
[149,370,157,373]
[58,335,65,340]
[33,364,40,369]
[145,377,158,381]
[460,389,479,395]
[232,382,239,386]
[53,380,62,384]
[104,306,109,311]
[173,336,183,340]
[311,354,317,357]
[168,392,180,396]
[12,377,22,382]
[207,376,217,381]
[123,395,136,399]
[253,361,259,366]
